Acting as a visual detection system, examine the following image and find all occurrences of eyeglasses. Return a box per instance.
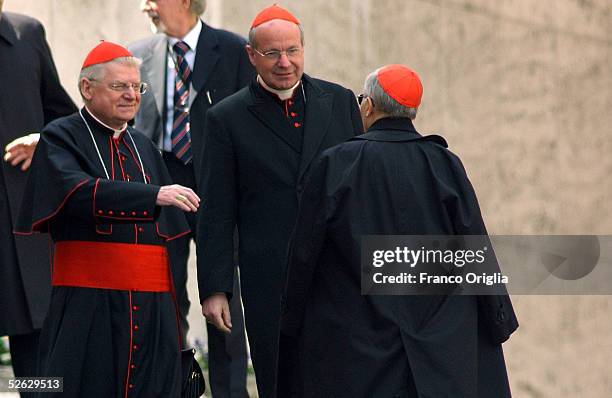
[252,47,303,61]
[357,94,373,106]
[90,79,148,94]
[109,81,148,94]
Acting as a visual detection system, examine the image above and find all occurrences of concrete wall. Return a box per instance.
[4,0,611,396]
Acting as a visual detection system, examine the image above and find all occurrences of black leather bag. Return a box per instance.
[181,348,206,398]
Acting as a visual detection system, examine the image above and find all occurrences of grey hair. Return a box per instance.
[363,69,418,120]
[248,23,305,49]
[78,56,142,99]
[189,0,206,16]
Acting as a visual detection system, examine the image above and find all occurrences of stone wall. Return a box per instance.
[4,0,611,396]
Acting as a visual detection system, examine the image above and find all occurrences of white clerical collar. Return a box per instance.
[168,19,202,52]
[84,106,127,138]
[257,75,301,100]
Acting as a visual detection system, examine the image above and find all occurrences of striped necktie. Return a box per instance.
[171,41,192,164]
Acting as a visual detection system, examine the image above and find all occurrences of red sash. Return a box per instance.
[53,241,171,292]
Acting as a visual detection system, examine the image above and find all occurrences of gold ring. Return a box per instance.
[176,194,187,202]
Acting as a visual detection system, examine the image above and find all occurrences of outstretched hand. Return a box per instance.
[156,184,200,212]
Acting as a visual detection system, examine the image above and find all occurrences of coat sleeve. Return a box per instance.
[33,22,77,124]
[443,155,519,344]
[15,125,161,234]
[196,109,238,302]
[281,155,331,337]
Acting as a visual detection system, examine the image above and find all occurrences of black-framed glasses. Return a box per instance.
[90,78,148,94]
[357,94,373,106]
[252,47,303,61]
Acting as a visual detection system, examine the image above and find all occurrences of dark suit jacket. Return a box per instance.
[129,21,255,182]
[0,12,76,336]
[196,75,363,397]
[281,117,517,397]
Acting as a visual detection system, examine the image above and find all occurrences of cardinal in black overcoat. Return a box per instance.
[281,65,518,397]
[196,7,363,396]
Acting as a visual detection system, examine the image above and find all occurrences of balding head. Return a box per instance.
[246,19,305,90]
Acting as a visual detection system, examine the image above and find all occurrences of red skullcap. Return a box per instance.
[82,41,133,69]
[251,4,300,28]
[377,64,423,108]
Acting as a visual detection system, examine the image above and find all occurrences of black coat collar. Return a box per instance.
[81,107,127,138]
[299,75,333,181]
[352,117,448,147]
[0,13,17,46]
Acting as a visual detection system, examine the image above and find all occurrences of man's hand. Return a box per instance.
[4,133,40,171]
[201,293,232,334]
[156,184,200,212]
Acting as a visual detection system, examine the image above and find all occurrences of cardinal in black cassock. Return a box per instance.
[15,42,199,398]
[281,65,518,397]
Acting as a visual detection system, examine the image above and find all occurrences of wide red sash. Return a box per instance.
[53,241,171,292]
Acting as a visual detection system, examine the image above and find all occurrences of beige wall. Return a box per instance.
[4,0,611,396]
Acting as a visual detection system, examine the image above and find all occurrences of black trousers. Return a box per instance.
[9,329,39,377]
[163,152,249,398]
[9,329,40,398]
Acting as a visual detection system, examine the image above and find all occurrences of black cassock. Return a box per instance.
[281,117,519,398]
[15,108,189,398]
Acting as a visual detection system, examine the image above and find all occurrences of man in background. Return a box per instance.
[197,5,363,397]
[130,1,253,396]
[0,0,76,382]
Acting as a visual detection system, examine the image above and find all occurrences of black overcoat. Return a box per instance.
[0,12,76,336]
[196,75,362,397]
[281,118,518,397]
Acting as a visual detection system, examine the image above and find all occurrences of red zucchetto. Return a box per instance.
[377,64,423,108]
[82,41,133,69]
[250,4,300,28]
